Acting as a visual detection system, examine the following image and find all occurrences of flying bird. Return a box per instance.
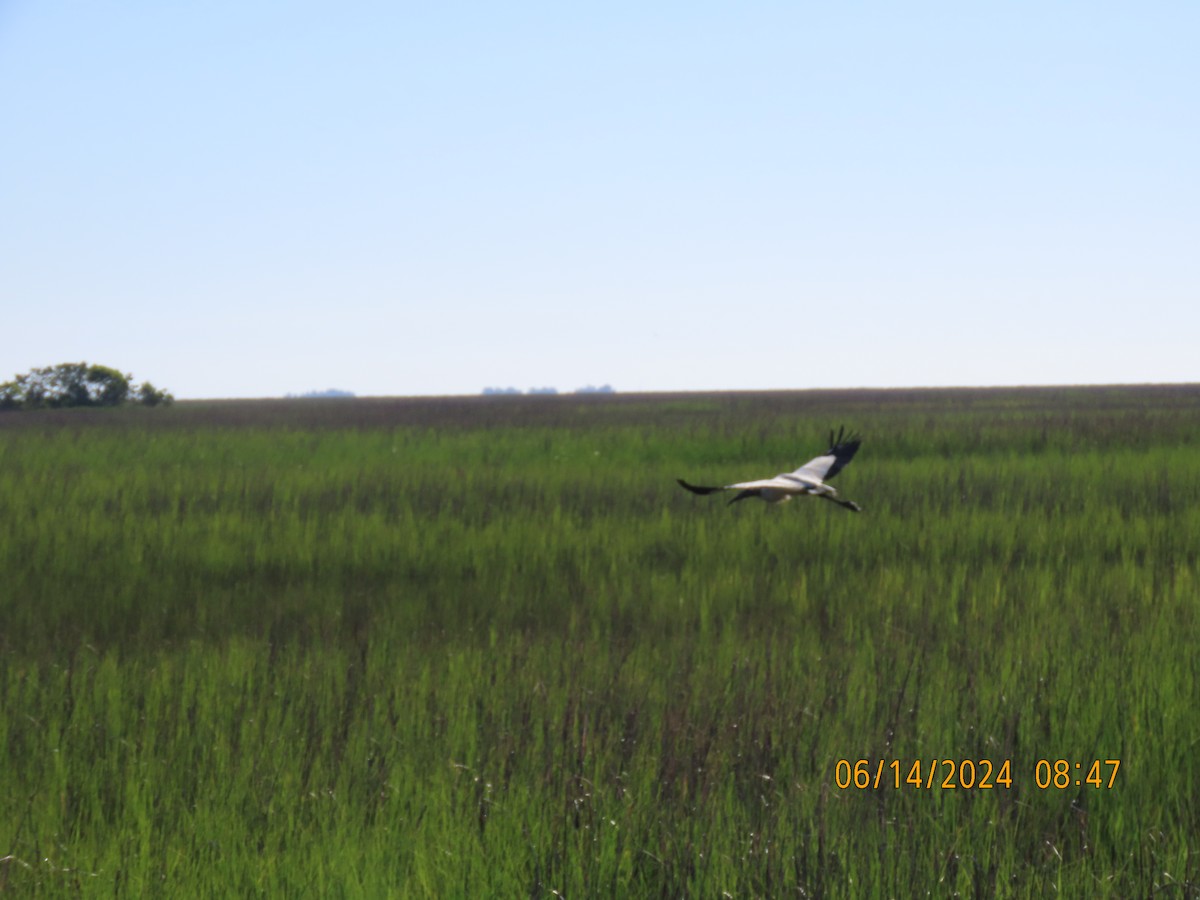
[678,427,863,511]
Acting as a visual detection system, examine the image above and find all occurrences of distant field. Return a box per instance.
[2,386,1198,896]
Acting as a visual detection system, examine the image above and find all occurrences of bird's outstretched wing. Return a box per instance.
[790,426,861,482]
[677,478,724,495]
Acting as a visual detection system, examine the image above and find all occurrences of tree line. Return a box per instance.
[0,363,173,411]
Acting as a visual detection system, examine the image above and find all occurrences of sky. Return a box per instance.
[2,1,1197,399]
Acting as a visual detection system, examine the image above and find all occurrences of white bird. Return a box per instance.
[678,427,863,511]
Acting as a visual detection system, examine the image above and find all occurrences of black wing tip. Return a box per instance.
[821,425,863,481]
[828,424,863,453]
[677,478,719,495]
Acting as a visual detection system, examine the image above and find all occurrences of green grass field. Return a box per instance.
[2,386,1198,896]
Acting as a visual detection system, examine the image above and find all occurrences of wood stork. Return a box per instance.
[677,427,863,511]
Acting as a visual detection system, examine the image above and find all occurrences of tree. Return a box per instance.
[0,363,174,411]
[136,381,173,407]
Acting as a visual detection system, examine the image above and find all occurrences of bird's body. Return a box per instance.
[678,427,863,511]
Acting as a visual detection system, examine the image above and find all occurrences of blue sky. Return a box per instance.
[3,1,1197,399]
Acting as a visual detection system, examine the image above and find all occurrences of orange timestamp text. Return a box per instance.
[834,758,1121,791]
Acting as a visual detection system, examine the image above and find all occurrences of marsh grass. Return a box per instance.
[2,387,1199,895]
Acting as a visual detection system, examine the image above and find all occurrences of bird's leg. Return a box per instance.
[818,494,862,512]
